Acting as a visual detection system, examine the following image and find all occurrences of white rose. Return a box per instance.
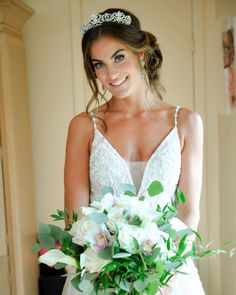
[118,223,141,253]
[39,249,77,268]
[83,248,111,273]
[70,216,112,250]
[70,216,101,246]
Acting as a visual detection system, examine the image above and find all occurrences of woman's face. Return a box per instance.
[90,36,144,99]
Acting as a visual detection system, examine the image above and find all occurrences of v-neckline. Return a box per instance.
[94,127,177,195]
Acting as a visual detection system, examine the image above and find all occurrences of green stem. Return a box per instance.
[139,252,147,271]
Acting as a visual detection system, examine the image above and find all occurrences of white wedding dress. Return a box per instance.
[62,106,205,295]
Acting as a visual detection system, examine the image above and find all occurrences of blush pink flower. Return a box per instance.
[95,232,109,249]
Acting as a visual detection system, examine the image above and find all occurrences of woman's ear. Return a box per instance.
[138,51,145,62]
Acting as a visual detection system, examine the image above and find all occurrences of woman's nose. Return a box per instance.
[106,66,119,80]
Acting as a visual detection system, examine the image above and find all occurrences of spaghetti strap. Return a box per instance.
[174,106,180,128]
[89,111,97,130]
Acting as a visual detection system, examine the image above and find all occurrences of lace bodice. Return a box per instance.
[89,106,181,208]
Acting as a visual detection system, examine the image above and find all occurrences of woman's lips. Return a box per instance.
[110,76,128,87]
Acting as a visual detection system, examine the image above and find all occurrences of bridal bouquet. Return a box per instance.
[32,181,233,294]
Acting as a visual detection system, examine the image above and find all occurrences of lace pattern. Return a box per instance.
[89,107,181,207]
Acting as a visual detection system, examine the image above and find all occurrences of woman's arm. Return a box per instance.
[158,110,204,295]
[177,109,204,231]
[64,112,93,224]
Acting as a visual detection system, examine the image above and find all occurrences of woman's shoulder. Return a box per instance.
[67,112,94,139]
[178,107,203,141]
[178,107,203,128]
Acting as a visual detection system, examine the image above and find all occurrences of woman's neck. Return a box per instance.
[108,90,160,115]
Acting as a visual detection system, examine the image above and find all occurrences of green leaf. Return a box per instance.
[139,195,145,201]
[166,237,171,251]
[148,181,164,197]
[103,261,120,272]
[38,233,55,250]
[97,246,113,260]
[113,252,132,258]
[32,243,41,253]
[168,229,178,241]
[79,279,93,293]
[89,212,108,224]
[191,229,202,242]
[71,274,81,291]
[54,262,66,269]
[133,237,140,251]
[118,183,136,194]
[133,279,149,292]
[156,260,164,275]
[177,228,193,238]
[101,186,114,196]
[119,279,131,292]
[124,191,136,196]
[164,261,181,272]
[178,234,188,253]
[147,280,159,295]
[39,223,51,235]
[59,230,72,245]
[72,211,78,222]
[176,189,186,204]
[49,224,62,241]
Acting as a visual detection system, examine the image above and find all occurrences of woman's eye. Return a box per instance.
[93,62,103,70]
[115,54,125,63]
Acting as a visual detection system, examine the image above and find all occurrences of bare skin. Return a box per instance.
[64,36,203,295]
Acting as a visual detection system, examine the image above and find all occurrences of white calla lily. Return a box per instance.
[39,249,77,268]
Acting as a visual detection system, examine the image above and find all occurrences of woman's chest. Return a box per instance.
[101,119,175,161]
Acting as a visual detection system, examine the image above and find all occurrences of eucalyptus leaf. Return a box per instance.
[39,223,51,235]
[133,279,149,292]
[97,246,113,260]
[38,233,55,250]
[89,212,108,224]
[119,279,131,292]
[49,224,63,240]
[79,279,93,294]
[32,243,41,253]
[59,230,72,245]
[147,181,164,197]
[71,274,81,291]
[164,261,181,272]
[101,186,114,196]
[113,252,132,258]
[177,228,193,238]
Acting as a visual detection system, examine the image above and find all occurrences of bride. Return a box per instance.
[63,8,205,295]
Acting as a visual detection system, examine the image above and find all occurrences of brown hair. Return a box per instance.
[81,8,164,121]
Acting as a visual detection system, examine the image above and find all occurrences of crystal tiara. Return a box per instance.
[80,11,132,36]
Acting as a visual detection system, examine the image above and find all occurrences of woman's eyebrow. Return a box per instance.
[91,48,125,62]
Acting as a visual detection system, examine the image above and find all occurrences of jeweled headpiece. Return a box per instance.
[80,11,132,36]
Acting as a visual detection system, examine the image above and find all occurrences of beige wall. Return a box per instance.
[22,0,236,294]
[23,0,77,223]
[218,115,236,294]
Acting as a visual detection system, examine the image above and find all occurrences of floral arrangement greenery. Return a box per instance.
[32,181,235,295]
